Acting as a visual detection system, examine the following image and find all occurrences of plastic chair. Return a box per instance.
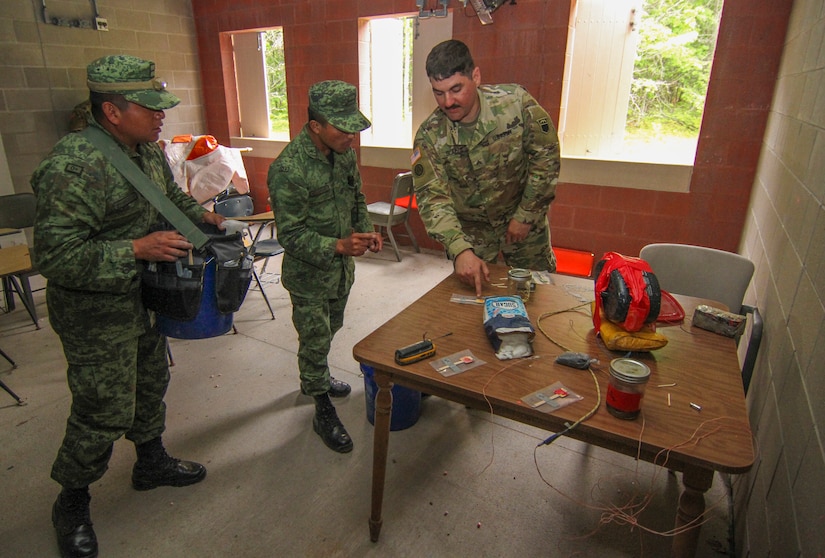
[639,243,754,314]
[256,197,280,274]
[0,193,40,328]
[737,305,763,394]
[641,243,759,395]
[213,194,281,320]
[0,346,25,405]
[367,171,420,262]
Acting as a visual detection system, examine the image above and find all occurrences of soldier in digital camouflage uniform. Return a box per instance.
[31,55,225,558]
[268,80,382,454]
[412,39,561,296]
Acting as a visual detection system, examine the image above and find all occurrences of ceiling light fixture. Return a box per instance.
[416,0,449,18]
[464,0,512,25]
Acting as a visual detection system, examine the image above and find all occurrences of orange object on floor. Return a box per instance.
[394,194,417,210]
[554,246,595,278]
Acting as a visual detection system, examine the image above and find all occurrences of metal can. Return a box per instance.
[605,358,650,420]
[507,268,533,302]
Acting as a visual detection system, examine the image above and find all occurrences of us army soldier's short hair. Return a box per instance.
[425,39,475,81]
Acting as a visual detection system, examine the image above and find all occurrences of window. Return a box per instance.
[358,17,414,148]
[560,0,723,169]
[263,29,288,136]
[358,13,452,161]
[230,28,289,141]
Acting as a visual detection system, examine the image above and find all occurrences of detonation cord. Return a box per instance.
[535,302,602,447]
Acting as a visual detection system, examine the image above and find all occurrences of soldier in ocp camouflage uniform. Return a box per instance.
[268,80,382,454]
[412,39,561,296]
[31,55,225,558]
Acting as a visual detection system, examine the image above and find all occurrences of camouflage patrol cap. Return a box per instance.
[309,80,371,133]
[86,55,180,110]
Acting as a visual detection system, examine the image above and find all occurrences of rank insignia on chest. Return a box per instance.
[65,163,84,176]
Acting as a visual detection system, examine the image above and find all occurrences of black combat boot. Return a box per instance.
[327,377,352,398]
[52,486,98,558]
[301,377,352,398]
[131,437,206,491]
[313,394,353,453]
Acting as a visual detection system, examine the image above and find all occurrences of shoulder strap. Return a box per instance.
[81,126,210,250]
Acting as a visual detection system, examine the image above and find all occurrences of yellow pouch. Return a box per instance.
[591,303,668,352]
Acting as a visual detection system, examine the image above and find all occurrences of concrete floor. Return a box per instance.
[1,247,735,557]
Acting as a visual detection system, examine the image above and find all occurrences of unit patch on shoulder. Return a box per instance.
[537,118,550,134]
[413,163,425,177]
[65,163,84,176]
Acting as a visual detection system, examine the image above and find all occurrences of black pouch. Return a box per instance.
[141,222,254,319]
[141,253,206,321]
[209,230,254,314]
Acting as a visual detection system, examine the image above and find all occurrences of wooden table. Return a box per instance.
[1,244,36,402]
[1,245,38,327]
[233,211,274,223]
[352,266,753,558]
[0,244,32,277]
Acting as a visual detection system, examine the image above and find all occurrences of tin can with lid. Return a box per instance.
[605,358,650,420]
[507,268,533,302]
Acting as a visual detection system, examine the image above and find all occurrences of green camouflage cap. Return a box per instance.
[309,80,371,133]
[86,55,180,110]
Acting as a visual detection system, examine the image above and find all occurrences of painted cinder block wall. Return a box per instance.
[3,0,823,554]
[0,0,204,196]
[190,0,791,263]
[734,0,825,555]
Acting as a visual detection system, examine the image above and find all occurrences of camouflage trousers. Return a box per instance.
[51,327,169,489]
[288,291,349,396]
[462,215,557,271]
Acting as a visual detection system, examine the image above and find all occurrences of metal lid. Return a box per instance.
[609,358,651,383]
[508,268,531,280]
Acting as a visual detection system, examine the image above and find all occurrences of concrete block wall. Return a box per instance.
[736,0,825,555]
[0,0,205,195]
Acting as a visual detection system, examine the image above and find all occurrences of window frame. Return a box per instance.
[227,27,290,159]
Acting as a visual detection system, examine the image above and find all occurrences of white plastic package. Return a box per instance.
[482,296,535,360]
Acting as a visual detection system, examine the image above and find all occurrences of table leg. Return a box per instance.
[672,464,714,558]
[369,372,393,542]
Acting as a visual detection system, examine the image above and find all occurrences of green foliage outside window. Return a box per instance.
[263,29,289,135]
[627,0,723,141]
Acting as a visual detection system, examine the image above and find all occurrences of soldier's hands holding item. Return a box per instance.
[336,231,383,257]
[203,211,226,230]
[505,218,532,244]
[133,231,194,262]
[454,249,490,297]
[366,231,383,253]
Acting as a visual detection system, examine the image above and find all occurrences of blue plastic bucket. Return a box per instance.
[156,258,233,339]
[362,364,421,431]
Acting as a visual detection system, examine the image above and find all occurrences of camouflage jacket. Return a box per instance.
[30,120,207,344]
[412,84,560,259]
[267,125,372,298]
